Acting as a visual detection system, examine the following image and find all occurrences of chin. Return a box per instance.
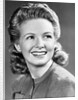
[33,63,47,67]
[30,59,49,67]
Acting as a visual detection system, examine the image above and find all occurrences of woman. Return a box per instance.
[8,3,75,99]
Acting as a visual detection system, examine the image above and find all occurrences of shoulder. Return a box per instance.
[52,63,75,83]
[12,74,30,92]
[48,63,75,97]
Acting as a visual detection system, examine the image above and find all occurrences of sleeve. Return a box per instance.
[11,79,19,99]
[47,76,75,97]
[63,82,75,97]
[11,75,25,99]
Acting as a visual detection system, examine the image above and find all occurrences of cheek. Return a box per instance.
[46,41,55,51]
[20,42,33,54]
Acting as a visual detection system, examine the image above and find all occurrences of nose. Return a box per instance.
[35,37,44,49]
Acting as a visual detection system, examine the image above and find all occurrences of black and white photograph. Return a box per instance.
[5,0,75,99]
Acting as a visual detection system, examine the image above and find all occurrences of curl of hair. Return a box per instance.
[9,44,30,74]
[53,42,69,66]
[8,3,69,74]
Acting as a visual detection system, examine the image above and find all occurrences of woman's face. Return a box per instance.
[17,18,56,67]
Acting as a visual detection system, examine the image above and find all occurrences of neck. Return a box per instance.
[26,60,53,79]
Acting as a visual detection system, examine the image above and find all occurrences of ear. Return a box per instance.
[14,44,21,52]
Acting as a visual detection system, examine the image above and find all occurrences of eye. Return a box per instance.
[44,35,52,39]
[26,36,35,40]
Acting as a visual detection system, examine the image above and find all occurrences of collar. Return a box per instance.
[34,62,54,84]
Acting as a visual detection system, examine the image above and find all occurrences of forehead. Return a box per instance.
[19,18,54,36]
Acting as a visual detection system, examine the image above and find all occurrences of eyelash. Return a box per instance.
[26,36,35,40]
[44,35,52,39]
[25,35,52,40]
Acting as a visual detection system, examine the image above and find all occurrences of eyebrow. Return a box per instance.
[23,33,35,38]
[43,32,53,35]
[23,31,53,37]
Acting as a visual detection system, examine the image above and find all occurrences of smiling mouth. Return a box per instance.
[31,51,47,56]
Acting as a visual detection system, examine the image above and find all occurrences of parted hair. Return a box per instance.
[8,3,69,74]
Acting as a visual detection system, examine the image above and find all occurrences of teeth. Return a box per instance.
[32,52,46,56]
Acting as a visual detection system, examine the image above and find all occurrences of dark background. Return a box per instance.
[5,1,75,99]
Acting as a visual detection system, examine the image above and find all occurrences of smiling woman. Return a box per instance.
[8,3,75,99]
[17,19,55,68]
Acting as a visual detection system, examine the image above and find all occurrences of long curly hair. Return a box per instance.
[8,3,69,74]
